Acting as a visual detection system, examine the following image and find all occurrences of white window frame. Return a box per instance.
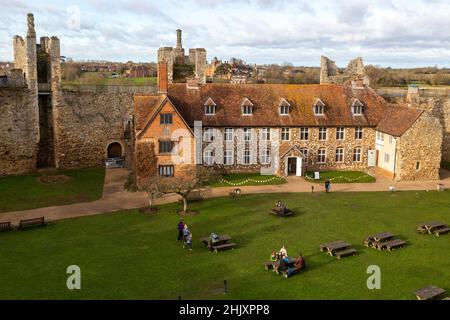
[355,127,363,140]
[300,127,309,141]
[261,148,271,165]
[204,128,215,142]
[335,147,344,163]
[336,127,345,140]
[353,147,362,162]
[261,128,271,141]
[242,105,253,115]
[376,131,384,145]
[203,149,214,166]
[244,149,251,165]
[243,127,252,141]
[314,104,325,115]
[319,127,327,141]
[299,148,308,162]
[281,128,290,141]
[224,149,233,165]
[279,105,290,115]
[317,148,326,163]
[224,128,233,141]
[204,104,215,115]
[384,153,390,163]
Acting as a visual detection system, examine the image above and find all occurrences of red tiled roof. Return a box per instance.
[134,95,165,130]
[167,83,391,127]
[375,105,423,137]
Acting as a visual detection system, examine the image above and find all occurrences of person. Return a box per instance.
[276,200,282,208]
[279,246,287,259]
[270,250,278,262]
[280,203,288,215]
[274,256,289,274]
[325,179,331,193]
[184,232,193,251]
[183,223,190,241]
[177,220,184,241]
[285,255,305,277]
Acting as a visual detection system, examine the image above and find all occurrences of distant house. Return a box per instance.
[230,74,247,84]
[129,64,151,78]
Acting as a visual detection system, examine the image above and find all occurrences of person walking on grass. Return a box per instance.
[183,223,190,241]
[177,220,185,241]
[184,232,193,251]
[325,179,331,193]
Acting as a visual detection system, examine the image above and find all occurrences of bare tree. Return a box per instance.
[139,176,164,210]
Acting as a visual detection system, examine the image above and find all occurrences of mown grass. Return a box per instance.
[305,171,376,183]
[208,173,286,187]
[0,191,449,300]
[0,168,105,213]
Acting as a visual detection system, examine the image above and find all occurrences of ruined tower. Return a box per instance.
[320,56,368,86]
[174,29,185,65]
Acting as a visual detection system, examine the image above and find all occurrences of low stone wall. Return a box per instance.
[0,87,39,175]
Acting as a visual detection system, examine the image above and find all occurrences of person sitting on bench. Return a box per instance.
[274,256,289,274]
[270,250,279,262]
[208,233,220,249]
[286,255,305,277]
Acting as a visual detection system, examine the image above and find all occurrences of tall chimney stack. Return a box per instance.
[176,29,182,49]
[158,62,168,94]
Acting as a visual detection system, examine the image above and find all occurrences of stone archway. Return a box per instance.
[107,142,123,158]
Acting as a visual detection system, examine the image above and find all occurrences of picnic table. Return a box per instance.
[264,257,296,271]
[415,285,446,300]
[270,207,294,217]
[365,232,395,249]
[200,235,236,253]
[320,241,356,259]
[418,221,450,237]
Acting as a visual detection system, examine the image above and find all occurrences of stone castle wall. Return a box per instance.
[320,56,367,85]
[396,111,442,181]
[0,88,39,175]
[54,91,134,169]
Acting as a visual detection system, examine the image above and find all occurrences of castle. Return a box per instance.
[1,14,449,183]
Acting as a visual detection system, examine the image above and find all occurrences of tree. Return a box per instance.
[139,176,164,210]
[158,166,219,214]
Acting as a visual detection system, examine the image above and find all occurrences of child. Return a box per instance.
[183,223,190,241]
[184,232,193,251]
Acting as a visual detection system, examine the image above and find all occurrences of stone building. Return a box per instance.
[320,56,370,86]
[134,63,441,182]
[157,29,207,84]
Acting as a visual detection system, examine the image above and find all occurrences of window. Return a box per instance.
[376,131,384,144]
[242,105,253,115]
[224,128,233,141]
[300,127,309,140]
[261,128,271,141]
[389,135,393,144]
[317,148,326,163]
[351,99,363,115]
[355,127,363,140]
[299,148,308,162]
[353,147,362,162]
[204,104,215,115]
[204,128,215,142]
[279,98,290,115]
[416,161,420,170]
[224,150,233,165]
[244,149,251,165]
[160,113,173,125]
[313,99,325,115]
[384,153,390,163]
[281,128,290,141]
[159,140,173,154]
[243,128,252,141]
[319,127,327,141]
[261,149,271,165]
[336,127,345,140]
[158,165,174,177]
[204,150,214,166]
[335,148,344,162]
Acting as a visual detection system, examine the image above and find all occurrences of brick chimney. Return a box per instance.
[158,62,168,94]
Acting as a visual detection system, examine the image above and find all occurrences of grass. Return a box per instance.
[208,173,287,187]
[0,191,449,299]
[441,160,450,171]
[305,171,376,183]
[63,72,157,86]
[0,168,105,213]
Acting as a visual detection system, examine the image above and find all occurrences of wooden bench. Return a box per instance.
[212,243,236,253]
[435,227,450,237]
[334,248,357,259]
[18,217,47,230]
[417,226,428,234]
[384,239,406,251]
[0,221,13,232]
[415,285,446,300]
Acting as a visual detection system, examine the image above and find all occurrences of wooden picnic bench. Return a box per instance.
[415,285,446,300]
[418,221,448,235]
[382,239,406,251]
[18,217,47,230]
[270,207,294,217]
[365,232,396,249]
[264,257,296,272]
[200,234,235,253]
[320,241,356,258]
[0,221,13,232]
[434,226,450,236]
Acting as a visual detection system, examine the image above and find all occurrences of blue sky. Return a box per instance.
[1,0,449,67]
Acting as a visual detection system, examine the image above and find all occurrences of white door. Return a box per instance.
[296,157,302,176]
[368,150,376,167]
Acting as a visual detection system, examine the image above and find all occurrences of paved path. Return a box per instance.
[1,168,449,225]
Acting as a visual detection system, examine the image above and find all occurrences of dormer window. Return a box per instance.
[279,98,290,115]
[204,97,216,115]
[241,97,253,115]
[351,99,364,115]
[313,98,325,115]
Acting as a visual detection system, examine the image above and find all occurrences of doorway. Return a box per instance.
[287,157,297,175]
[107,142,122,158]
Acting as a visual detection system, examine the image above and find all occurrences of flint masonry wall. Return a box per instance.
[0,88,39,175]
[54,91,134,169]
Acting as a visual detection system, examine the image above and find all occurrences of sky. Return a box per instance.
[0,0,449,67]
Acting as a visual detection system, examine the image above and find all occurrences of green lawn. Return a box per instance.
[0,191,449,299]
[0,168,105,213]
[305,171,376,183]
[63,72,157,86]
[208,173,286,187]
